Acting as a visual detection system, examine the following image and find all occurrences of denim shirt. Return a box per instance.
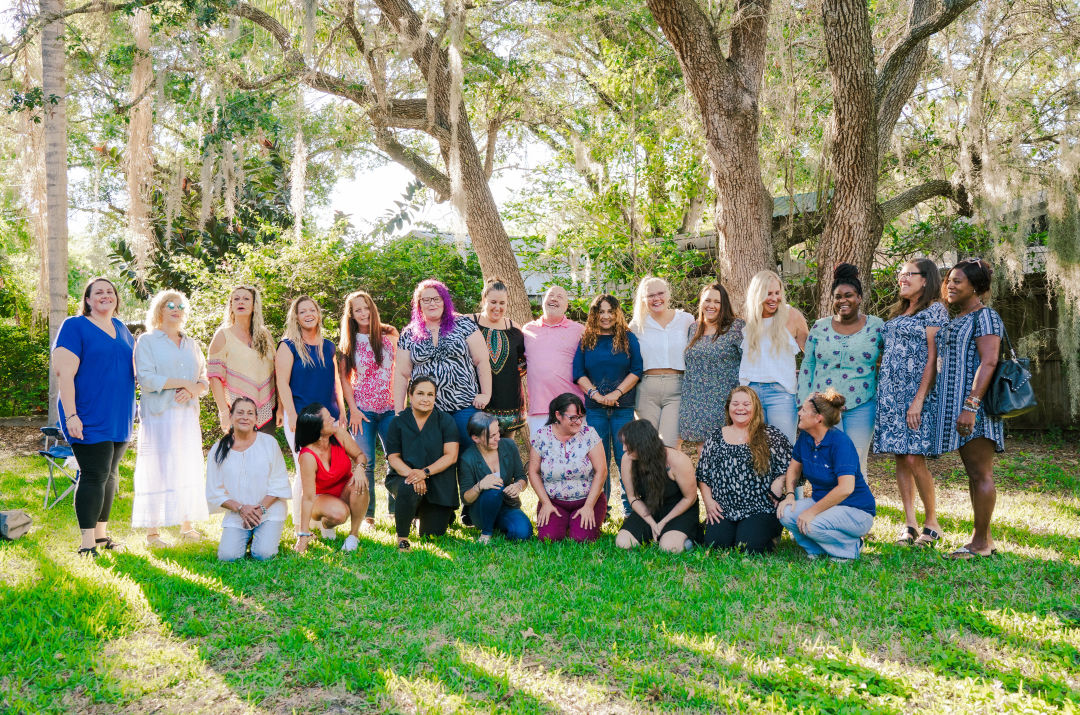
[134,329,208,417]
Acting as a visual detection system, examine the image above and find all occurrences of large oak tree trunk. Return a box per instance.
[42,0,68,425]
[817,0,879,315]
[645,0,772,311]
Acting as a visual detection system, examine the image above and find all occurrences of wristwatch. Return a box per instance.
[423,467,431,476]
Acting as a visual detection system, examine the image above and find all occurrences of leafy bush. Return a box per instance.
[0,322,49,417]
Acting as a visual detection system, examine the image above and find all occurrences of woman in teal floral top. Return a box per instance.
[797,264,884,474]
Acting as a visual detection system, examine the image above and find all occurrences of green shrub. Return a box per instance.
[0,322,49,417]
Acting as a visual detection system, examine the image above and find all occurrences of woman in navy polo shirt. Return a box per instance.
[52,277,137,557]
[776,388,875,560]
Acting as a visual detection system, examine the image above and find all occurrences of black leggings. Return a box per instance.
[71,441,128,530]
[704,512,782,554]
[394,482,454,538]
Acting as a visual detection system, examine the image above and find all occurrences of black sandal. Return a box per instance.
[397,539,411,552]
[895,525,918,545]
[95,536,124,551]
[77,546,99,558]
[913,527,942,547]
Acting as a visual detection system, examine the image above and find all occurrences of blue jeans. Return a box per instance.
[468,489,533,540]
[450,406,479,450]
[353,409,396,518]
[748,382,798,445]
[218,520,285,561]
[586,405,635,515]
[836,399,875,476]
[779,498,873,560]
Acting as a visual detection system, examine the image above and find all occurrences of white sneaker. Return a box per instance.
[320,525,336,539]
[341,535,359,552]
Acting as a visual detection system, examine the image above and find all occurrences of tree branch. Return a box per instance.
[875,0,979,102]
[372,126,451,201]
[878,179,972,223]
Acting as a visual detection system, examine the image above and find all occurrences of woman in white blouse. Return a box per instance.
[132,290,210,547]
[206,397,292,561]
[628,276,696,447]
[738,270,809,444]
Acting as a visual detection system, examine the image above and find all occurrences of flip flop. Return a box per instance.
[947,546,996,559]
[913,527,942,547]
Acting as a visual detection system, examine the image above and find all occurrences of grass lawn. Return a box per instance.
[1,433,1079,713]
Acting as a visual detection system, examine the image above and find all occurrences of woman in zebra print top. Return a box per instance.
[393,279,492,448]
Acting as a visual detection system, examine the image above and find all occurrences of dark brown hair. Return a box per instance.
[889,258,942,319]
[809,389,846,428]
[80,277,120,317]
[687,283,737,351]
[944,257,993,298]
[581,294,630,354]
[618,419,669,514]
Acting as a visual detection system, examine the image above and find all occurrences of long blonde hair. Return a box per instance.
[628,276,668,334]
[145,289,188,332]
[743,270,791,360]
[283,295,325,368]
[726,386,772,475]
[221,285,274,360]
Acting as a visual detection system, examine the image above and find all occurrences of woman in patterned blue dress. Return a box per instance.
[932,259,1004,559]
[873,258,949,547]
[679,283,745,450]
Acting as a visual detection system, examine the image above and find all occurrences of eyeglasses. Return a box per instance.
[419,297,443,305]
[166,302,187,311]
[898,271,925,279]
[561,413,583,423]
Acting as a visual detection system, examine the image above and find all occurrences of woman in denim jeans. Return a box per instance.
[739,270,808,445]
[338,290,399,528]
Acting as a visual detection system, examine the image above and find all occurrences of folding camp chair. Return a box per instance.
[38,425,79,509]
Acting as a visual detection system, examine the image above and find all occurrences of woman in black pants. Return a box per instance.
[615,420,699,553]
[51,277,137,557]
[696,386,791,554]
[385,376,460,551]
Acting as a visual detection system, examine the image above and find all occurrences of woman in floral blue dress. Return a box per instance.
[679,283,744,450]
[797,264,884,475]
[933,258,1005,559]
[873,258,949,547]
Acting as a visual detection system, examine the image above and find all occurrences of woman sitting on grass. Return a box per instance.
[615,420,699,552]
[458,412,533,544]
[205,398,292,561]
[293,403,369,554]
[776,389,876,561]
[696,386,790,554]
[385,376,461,551]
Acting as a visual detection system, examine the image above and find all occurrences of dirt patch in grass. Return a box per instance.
[0,426,44,459]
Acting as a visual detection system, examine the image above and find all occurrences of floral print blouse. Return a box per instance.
[531,424,602,501]
[797,315,885,407]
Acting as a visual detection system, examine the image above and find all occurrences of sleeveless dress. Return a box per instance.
[474,316,526,433]
[299,443,352,499]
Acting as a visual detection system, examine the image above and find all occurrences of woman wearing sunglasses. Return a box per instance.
[132,290,210,547]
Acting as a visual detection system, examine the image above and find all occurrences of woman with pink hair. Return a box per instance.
[393,279,492,446]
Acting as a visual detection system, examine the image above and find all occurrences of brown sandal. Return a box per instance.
[895,525,918,545]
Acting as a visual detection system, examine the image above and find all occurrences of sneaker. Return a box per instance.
[320,525,336,539]
[342,535,360,552]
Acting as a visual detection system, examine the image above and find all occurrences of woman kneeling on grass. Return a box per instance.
[206,398,292,561]
[459,412,533,544]
[293,403,369,554]
[615,420,699,552]
[776,389,876,561]
[385,376,461,551]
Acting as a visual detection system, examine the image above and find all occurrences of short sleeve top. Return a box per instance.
[791,429,876,515]
[530,424,602,501]
[350,334,395,413]
[696,425,791,522]
[384,408,460,508]
[398,317,479,413]
[54,315,136,444]
[282,338,340,420]
[633,310,696,371]
[797,315,885,405]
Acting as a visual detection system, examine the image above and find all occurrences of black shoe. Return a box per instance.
[77,546,99,558]
[96,536,124,551]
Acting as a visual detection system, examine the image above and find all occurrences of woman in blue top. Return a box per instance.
[797,264,884,475]
[573,294,642,515]
[275,295,344,535]
[52,277,136,557]
[776,389,876,560]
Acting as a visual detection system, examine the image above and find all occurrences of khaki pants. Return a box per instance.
[635,374,683,447]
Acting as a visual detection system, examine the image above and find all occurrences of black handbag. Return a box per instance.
[985,319,1037,419]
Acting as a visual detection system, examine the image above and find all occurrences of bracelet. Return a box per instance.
[296,531,313,538]
[961,405,979,414]
[68,413,79,419]
[613,388,623,396]
[259,504,267,515]
[964,396,982,408]
[587,387,597,398]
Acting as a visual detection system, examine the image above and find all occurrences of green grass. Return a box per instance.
[2,440,1079,713]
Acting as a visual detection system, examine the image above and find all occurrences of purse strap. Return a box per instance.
[977,306,1018,361]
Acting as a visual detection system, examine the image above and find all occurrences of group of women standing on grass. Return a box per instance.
[53,255,1007,562]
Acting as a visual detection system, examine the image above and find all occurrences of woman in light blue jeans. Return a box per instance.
[206,398,292,561]
[797,264,885,474]
[776,390,876,560]
[738,270,808,446]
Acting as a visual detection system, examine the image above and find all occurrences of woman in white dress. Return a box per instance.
[206,397,292,561]
[132,290,210,546]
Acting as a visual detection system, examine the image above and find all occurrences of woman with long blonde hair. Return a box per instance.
[337,290,399,525]
[695,386,791,553]
[208,285,278,434]
[276,295,346,537]
[738,270,808,444]
[628,276,695,447]
[132,290,210,547]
